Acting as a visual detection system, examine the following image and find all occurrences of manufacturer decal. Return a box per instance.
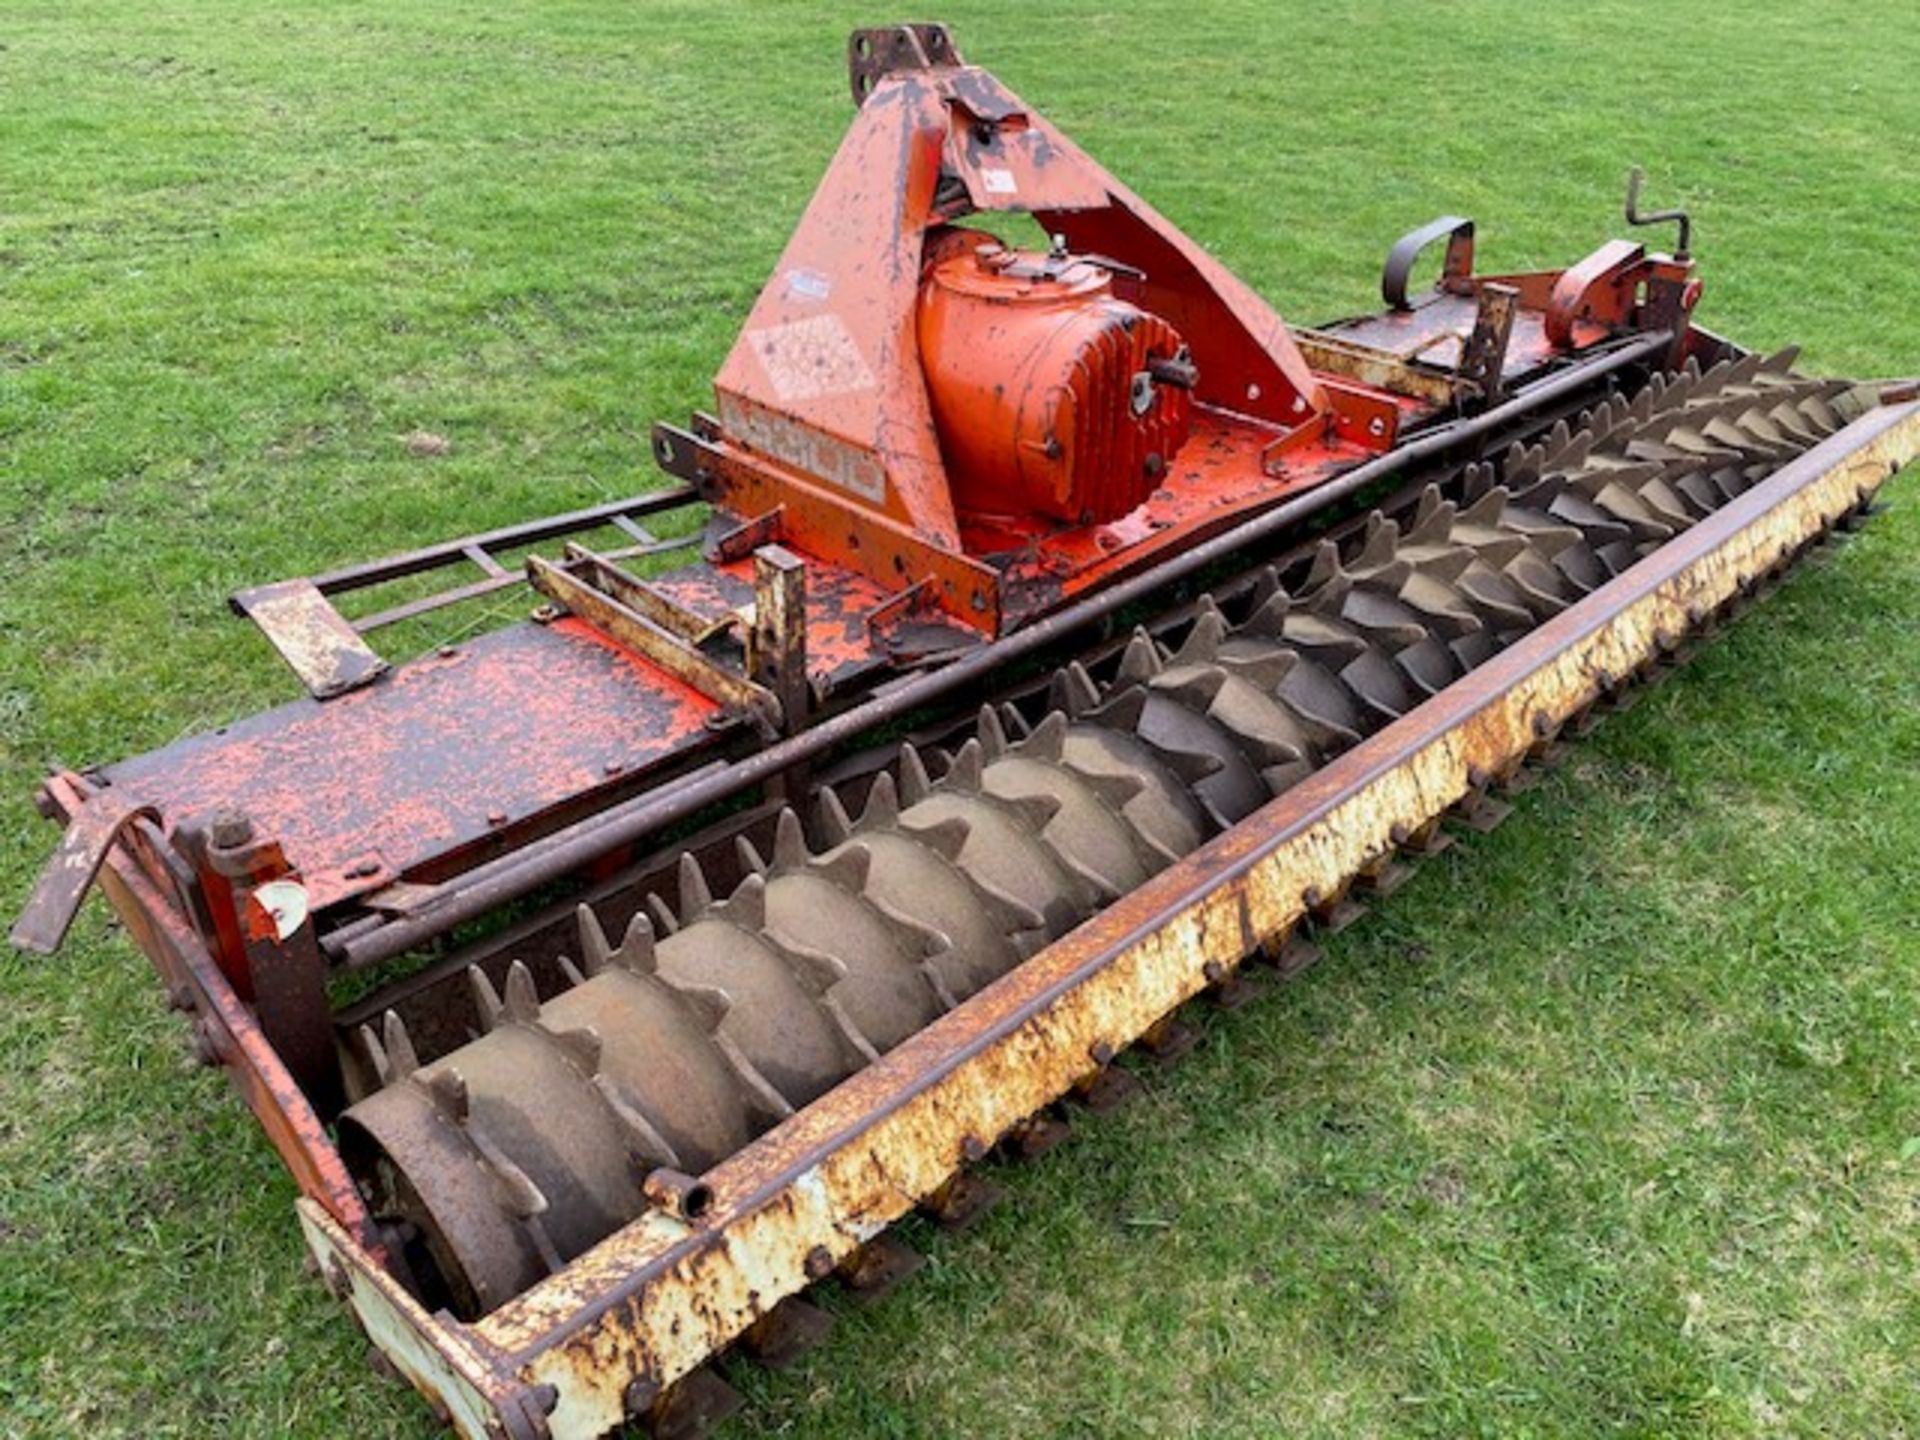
[745,313,877,403]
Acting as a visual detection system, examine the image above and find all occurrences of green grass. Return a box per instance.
[2,2,1917,1435]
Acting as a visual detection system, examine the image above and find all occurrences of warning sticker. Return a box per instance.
[981,167,1018,195]
[745,313,877,403]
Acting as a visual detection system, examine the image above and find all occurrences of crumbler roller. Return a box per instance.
[15,22,1917,1439]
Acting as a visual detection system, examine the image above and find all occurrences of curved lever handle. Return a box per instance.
[12,789,162,955]
[1624,166,1692,261]
[1382,216,1475,312]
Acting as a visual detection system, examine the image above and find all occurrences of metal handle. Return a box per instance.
[1382,216,1475,311]
[1624,166,1692,261]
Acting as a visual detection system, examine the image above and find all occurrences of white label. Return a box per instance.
[981,166,1018,195]
[252,879,311,940]
[784,268,831,302]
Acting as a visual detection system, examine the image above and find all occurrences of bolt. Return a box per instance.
[803,1245,836,1281]
[486,811,508,827]
[208,810,253,849]
[1088,1039,1115,1067]
[624,1377,661,1418]
[960,1134,989,1164]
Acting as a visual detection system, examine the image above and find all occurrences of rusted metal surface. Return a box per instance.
[232,579,392,699]
[435,401,1915,1437]
[231,490,704,694]
[526,556,775,722]
[749,546,809,731]
[318,338,1859,1426]
[636,544,949,695]
[23,21,1694,1007]
[323,333,1674,974]
[355,325,1875,1299]
[1459,282,1518,405]
[36,773,378,1233]
[1334,217,1702,378]
[1327,292,1594,376]
[298,1199,551,1440]
[12,25,1905,1440]
[1545,238,1649,348]
[847,22,964,106]
[97,618,729,915]
[1292,329,1460,408]
[559,544,734,648]
[332,798,787,1072]
[694,37,1374,615]
[678,430,1009,631]
[205,812,342,1110]
[11,786,161,954]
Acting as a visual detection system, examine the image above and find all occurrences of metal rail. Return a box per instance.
[328,333,1673,969]
[230,489,705,697]
[294,488,702,609]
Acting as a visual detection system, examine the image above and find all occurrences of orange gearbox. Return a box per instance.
[917,233,1196,526]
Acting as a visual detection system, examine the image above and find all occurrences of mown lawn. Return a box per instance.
[2,2,1916,1436]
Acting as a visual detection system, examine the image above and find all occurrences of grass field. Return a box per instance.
[3,2,1918,1436]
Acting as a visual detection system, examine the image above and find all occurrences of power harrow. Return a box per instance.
[15,22,1917,1439]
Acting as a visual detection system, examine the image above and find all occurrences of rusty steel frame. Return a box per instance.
[69,788,377,1233]
[524,556,776,722]
[231,489,705,698]
[326,331,1675,974]
[289,399,1917,1439]
[1291,328,1462,408]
